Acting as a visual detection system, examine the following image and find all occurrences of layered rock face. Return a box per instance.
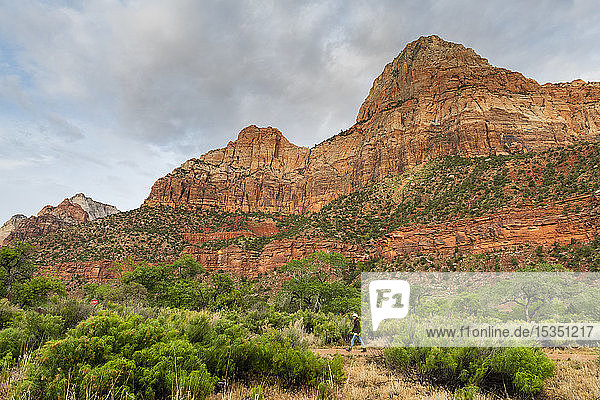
[2,194,120,245]
[184,194,600,274]
[145,35,600,214]
[38,199,89,224]
[145,125,312,212]
[39,260,119,286]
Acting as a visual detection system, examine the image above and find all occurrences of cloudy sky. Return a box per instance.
[1,0,599,223]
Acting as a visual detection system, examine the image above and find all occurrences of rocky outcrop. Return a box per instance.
[144,35,600,214]
[145,125,312,212]
[376,194,599,258]
[183,221,279,244]
[69,193,120,221]
[38,199,89,224]
[0,214,27,244]
[2,194,120,245]
[38,260,119,286]
[184,194,599,275]
[4,214,74,244]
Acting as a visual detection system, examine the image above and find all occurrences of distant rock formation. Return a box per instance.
[2,194,120,245]
[145,125,311,213]
[69,193,120,221]
[0,214,27,244]
[144,35,600,214]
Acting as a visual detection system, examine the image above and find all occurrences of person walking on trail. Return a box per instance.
[348,313,366,352]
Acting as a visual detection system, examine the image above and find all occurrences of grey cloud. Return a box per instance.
[4,0,599,149]
[40,113,84,141]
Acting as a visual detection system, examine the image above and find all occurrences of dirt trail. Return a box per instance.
[313,347,599,362]
[544,348,598,361]
[313,347,383,358]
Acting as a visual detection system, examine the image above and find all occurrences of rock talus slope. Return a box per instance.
[145,35,600,213]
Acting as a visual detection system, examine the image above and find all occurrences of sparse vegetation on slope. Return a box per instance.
[31,206,287,264]
[306,143,600,244]
[28,144,600,264]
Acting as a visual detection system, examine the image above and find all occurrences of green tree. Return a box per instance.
[0,243,36,299]
[122,261,172,293]
[276,252,360,313]
[12,275,66,308]
[173,254,205,279]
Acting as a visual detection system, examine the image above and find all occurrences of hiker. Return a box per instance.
[348,313,366,352]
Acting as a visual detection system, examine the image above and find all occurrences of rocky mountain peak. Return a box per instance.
[38,199,89,224]
[404,35,488,67]
[235,125,287,143]
[358,35,504,122]
[144,36,600,215]
[0,214,27,244]
[69,193,120,221]
[1,194,120,245]
[197,125,309,174]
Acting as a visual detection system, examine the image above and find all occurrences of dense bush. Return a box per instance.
[16,310,344,399]
[14,311,64,347]
[385,346,554,395]
[12,275,66,308]
[43,296,96,330]
[0,298,22,329]
[0,328,27,360]
[0,310,64,365]
[17,312,216,400]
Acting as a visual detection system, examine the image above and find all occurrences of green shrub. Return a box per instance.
[198,324,344,387]
[16,311,64,346]
[0,310,63,369]
[384,346,554,395]
[18,310,341,399]
[18,312,215,400]
[184,312,213,345]
[0,298,22,329]
[132,339,215,399]
[488,347,555,394]
[44,296,96,330]
[0,328,28,359]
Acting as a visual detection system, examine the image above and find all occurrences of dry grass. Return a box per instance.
[1,352,33,400]
[542,358,600,400]
[207,356,504,400]
[208,350,600,400]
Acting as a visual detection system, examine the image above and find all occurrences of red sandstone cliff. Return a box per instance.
[144,35,600,214]
[145,125,311,213]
